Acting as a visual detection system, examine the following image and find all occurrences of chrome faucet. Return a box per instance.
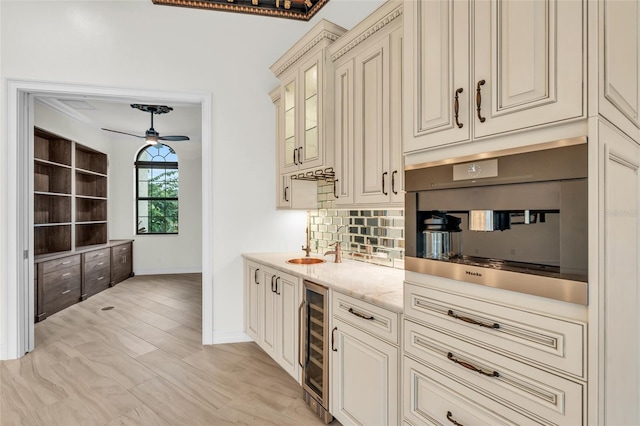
[302,227,312,257]
[324,242,342,263]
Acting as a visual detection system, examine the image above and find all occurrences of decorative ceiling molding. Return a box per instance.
[151,0,330,21]
[330,6,402,62]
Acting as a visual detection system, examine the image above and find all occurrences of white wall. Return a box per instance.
[109,135,203,275]
[0,0,385,344]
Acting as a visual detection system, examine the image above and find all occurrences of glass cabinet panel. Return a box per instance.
[284,81,296,168]
[303,64,318,162]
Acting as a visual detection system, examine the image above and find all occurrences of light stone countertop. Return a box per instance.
[242,252,404,313]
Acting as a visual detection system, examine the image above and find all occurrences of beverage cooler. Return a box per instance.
[299,280,332,423]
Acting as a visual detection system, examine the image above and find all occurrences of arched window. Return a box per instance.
[135,144,178,234]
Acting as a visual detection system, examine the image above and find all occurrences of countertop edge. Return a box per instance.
[243,252,404,313]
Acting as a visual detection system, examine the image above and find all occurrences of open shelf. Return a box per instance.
[76,197,107,222]
[76,145,108,175]
[34,127,109,256]
[35,225,72,255]
[75,223,108,248]
[35,161,72,194]
[35,194,72,225]
[76,171,107,198]
[34,130,72,166]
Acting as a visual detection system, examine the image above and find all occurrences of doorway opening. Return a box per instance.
[2,80,213,359]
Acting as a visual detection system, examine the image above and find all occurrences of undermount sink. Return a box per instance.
[287,258,326,265]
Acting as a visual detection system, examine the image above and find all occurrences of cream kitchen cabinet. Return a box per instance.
[329,0,403,208]
[597,0,640,143]
[403,0,584,153]
[244,260,262,342]
[591,119,640,426]
[270,20,345,209]
[331,292,400,426]
[403,280,587,425]
[243,259,299,381]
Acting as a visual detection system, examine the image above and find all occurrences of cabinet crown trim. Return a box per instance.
[329,5,402,62]
[271,29,342,77]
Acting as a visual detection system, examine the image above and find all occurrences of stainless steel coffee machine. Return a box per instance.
[405,138,589,305]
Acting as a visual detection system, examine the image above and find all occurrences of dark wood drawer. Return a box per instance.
[41,254,80,275]
[111,243,131,255]
[41,266,81,316]
[85,255,110,274]
[85,265,110,297]
[42,265,81,296]
[84,247,109,263]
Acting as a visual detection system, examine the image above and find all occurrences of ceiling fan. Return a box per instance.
[102,104,190,145]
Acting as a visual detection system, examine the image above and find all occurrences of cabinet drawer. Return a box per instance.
[85,265,110,297]
[111,243,131,255]
[404,356,539,426]
[84,255,110,274]
[41,267,81,315]
[333,292,399,345]
[84,247,109,263]
[41,254,80,275]
[42,264,81,294]
[404,282,586,378]
[404,319,584,425]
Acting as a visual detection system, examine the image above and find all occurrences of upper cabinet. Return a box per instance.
[329,0,404,208]
[598,0,640,142]
[271,20,346,175]
[403,0,585,153]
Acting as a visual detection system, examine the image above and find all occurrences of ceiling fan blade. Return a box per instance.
[102,128,145,139]
[159,135,191,141]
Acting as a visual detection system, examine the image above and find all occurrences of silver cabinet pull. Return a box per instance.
[62,272,71,277]
[98,262,104,266]
[62,260,71,265]
[62,289,71,295]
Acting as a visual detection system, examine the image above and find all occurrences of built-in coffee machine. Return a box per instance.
[405,138,589,304]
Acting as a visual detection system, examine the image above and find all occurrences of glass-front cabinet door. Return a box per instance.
[298,53,323,170]
[282,79,297,173]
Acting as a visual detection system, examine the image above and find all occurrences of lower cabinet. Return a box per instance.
[110,241,133,285]
[35,240,134,321]
[403,281,586,425]
[243,259,300,381]
[83,247,110,298]
[331,292,400,426]
[36,254,82,322]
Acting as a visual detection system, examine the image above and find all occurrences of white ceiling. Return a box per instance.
[36,96,203,144]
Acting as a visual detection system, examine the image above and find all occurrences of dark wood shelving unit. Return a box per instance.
[33,128,131,322]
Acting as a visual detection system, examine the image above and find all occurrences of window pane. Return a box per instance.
[136,143,179,234]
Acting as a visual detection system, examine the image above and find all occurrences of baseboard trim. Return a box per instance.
[135,267,202,276]
[211,331,254,345]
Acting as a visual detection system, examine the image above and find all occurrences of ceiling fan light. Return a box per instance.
[145,135,159,145]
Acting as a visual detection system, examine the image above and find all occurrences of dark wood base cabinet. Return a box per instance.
[35,240,133,322]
